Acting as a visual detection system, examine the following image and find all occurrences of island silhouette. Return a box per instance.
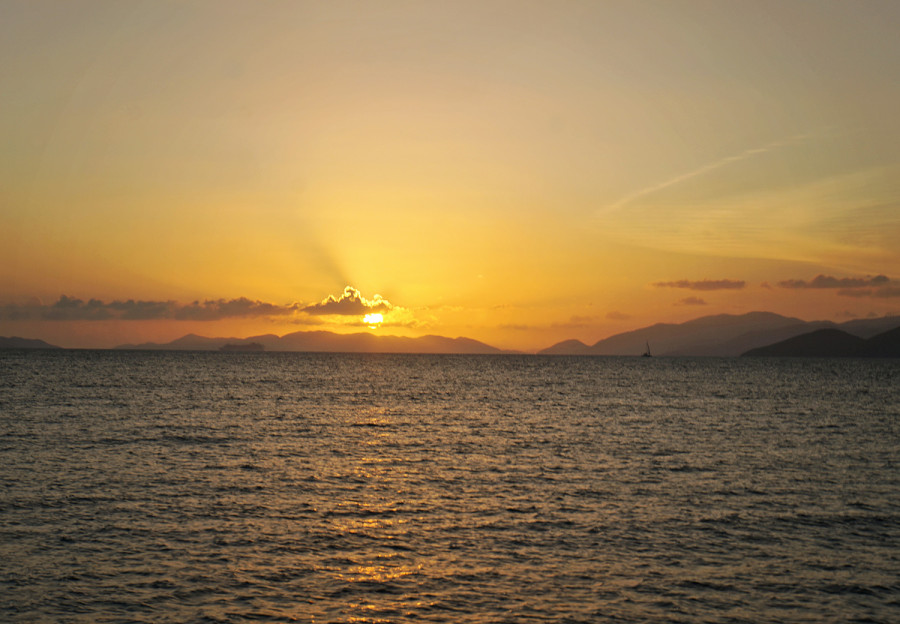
[539,312,900,357]
[116,330,510,354]
[4,312,900,356]
[742,326,900,357]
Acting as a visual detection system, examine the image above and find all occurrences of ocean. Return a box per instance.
[1,350,898,623]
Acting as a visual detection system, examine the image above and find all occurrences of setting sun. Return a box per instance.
[363,313,384,328]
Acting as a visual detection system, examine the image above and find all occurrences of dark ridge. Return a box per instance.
[539,312,900,357]
[742,329,866,357]
[116,330,508,354]
[538,339,593,356]
[0,336,63,349]
[220,342,264,352]
[864,326,900,357]
[742,326,900,357]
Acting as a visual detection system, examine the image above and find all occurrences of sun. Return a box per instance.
[363,313,383,328]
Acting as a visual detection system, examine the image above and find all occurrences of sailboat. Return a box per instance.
[642,341,652,357]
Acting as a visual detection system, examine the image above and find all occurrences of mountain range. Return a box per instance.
[539,312,900,357]
[115,330,509,354]
[5,312,900,356]
[0,336,62,349]
[742,326,900,357]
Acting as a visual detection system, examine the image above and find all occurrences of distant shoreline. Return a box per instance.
[4,311,899,357]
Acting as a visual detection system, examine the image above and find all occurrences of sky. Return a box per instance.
[2,0,900,350]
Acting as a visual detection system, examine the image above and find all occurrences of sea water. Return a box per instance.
[1,351,898,623]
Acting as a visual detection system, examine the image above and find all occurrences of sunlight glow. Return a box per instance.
[363,313,384,328]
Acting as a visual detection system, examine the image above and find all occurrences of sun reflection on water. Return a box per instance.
[320,403,435,621]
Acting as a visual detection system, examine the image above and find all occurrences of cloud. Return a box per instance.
[776,274,898,298]
[778,274,890,289]
[174,298,301,320]
[0,287,418,326]
[605,311,631,320]
[0,295,301,321]
[302,286,393,316]
[601,132,814,215]
[676,297,708,306]
[837,286,900,299]
[107,299,179,320]
[653,279,746,291]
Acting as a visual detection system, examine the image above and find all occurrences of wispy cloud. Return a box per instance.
[777,274,899,298]
[778,274,890,289]
[676,297,707,306]
[837,286,900,299]
[653,279,745,291]
[601,133,813,215]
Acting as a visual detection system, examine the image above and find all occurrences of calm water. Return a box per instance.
[1,351,899,623]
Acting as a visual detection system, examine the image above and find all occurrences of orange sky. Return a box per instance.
[2,1,899,350]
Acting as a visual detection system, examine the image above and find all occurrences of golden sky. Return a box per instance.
[2,1,899,349]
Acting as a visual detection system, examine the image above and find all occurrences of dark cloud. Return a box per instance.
[653,279,745,291]
[302,286,393,316]
[778,274,890,289]
[45,295,116,320]
[174,298,301,320]
[776,274,897,298]
[837,286,900,299]
[676,296,707,306]
[1,287,410,323]
[0,295,300,321]
[870,286,900,298]
[107,299,178,320]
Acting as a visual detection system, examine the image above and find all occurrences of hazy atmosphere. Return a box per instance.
[4,4,900,621]
[3,0,900,349]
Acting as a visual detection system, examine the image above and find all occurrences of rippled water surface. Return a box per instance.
[2,351,899,623]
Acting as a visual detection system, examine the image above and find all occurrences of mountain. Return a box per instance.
[537,339,593,356]
[743,326,900,357]
[834,316,900,339]
[865,326,900,357]
[116,330,507,354]
[220,342,265,352]
[117,333,244,351]
[270,330,507,354]
[539,312,807,356]
[0,336,62,349]
[742,329,866,357]
[538,313,900,357]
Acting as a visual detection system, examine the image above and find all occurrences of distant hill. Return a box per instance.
[535,339,593,356]
[0,336,62,349]
[538,312,900,357]
[742,329,866,357]
[743,326,900,357]
[117,330,508,354]
[220,342,264,352]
